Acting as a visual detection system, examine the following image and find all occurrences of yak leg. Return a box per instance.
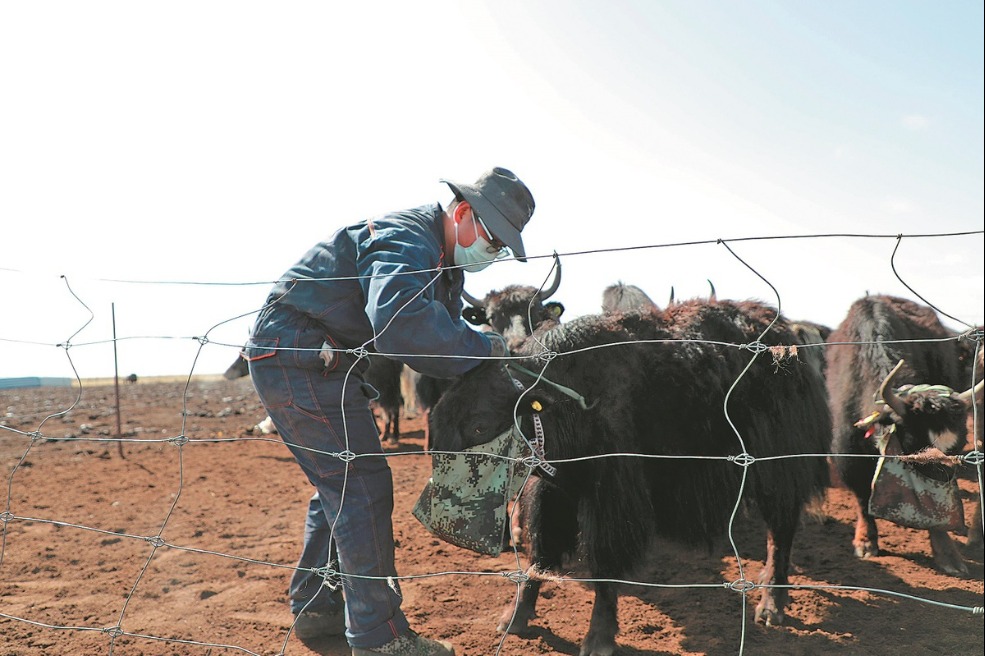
[838,456,881,558]
[580,581,619,656]
[755,526,794,626]
[967,500,983,558]
[848,483,880,559]
[853,509,880,559]
[379,411,398,445]
[928,528,970,577]
[388,411,400,444]
[498,481,576,635]
[498,576,542,635]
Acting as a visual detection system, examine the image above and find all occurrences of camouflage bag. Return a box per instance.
[413,426,527,556]
[868,428,964,531]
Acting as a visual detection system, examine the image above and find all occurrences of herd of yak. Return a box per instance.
[227,264,983,656]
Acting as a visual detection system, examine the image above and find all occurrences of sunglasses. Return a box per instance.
[474,214,508,254]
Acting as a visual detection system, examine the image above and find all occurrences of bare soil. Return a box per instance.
[1,378,982,655]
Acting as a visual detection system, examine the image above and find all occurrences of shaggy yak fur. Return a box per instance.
[428,298,831,656]
[600,281,659,314]
[826,294,976,577]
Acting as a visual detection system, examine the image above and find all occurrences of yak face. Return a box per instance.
[881,386,970,455]
[428,361,521,453]
[463,285,564,349]
[461,260,564,350]
[427,360,557,454]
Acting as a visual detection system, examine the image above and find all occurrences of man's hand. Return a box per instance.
[487,332,509,358]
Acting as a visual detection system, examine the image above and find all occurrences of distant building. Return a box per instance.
[0,377,74,390]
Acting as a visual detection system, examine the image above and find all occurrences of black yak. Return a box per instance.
[826,295,981,576]
[418,259,565,431]
[427,298,831,655]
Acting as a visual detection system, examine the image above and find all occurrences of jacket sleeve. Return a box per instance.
[355,222,491,378]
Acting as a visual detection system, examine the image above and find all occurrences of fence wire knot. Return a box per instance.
[168,435,189,447]
[727,578,757,594]
[961,450,984,467]
[504,569,529,584]
[337,449,357,463]
[349,347,369,360]
[100,625,125,638]
[28,431,43,443]
[741,341,769,355]
[194,335,209,346]
[960,327,983,344]
[0,511,13,524]
[145,535,166,548]
[729,452,756,467]
[312,565,343,589]
[536,349,559,363]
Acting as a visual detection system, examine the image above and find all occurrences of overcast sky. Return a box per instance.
[2,0,982,380]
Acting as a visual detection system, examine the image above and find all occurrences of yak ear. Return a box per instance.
[544,301,565,320]
[462,306,488,325]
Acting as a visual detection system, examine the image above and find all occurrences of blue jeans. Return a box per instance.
[289,492,344,615]
[246,310,409,649]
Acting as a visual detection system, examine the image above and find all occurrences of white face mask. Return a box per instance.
[454,215,508,272]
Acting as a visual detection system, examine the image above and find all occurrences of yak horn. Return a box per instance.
[956,379,985,404]
[668,286,675,306]
[461,288,484,308]
[878,359,908,418]
[707,279,717,302]
[536,252,562,301]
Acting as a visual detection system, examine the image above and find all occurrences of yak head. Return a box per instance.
[461,258,564,350]
[869,359,982,455]
[427,360,565,454]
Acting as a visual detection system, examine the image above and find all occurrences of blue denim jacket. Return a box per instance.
[252,203,491,378]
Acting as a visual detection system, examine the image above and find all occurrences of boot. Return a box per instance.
[351,630,455,655]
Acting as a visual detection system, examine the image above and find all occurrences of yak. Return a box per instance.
[600,281,659,314]
[461,257,564,350]
[418,259,566,422]
[427,298,831,655]
[826,295,981,576]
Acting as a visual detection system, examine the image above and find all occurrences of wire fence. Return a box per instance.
[1,231,983,656]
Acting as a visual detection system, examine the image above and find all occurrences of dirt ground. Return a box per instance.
[1,377,982,656]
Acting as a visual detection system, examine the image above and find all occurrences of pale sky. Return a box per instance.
[2,0,983,380]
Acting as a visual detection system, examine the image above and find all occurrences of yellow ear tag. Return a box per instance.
[531,400,543,412]
[853,410,881,429]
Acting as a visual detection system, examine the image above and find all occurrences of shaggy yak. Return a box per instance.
[826,295,982,576]
[427,298,831,656]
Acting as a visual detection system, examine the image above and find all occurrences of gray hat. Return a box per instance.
[440,167,535,261]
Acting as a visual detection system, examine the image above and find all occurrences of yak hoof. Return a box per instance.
[853,541,879,559]
[579,631,617,656]
[755,600,784,627]
[497,606,535,635]
[930,530,971,577]
[935,555,970,578]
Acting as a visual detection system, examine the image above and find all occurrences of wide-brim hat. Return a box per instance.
[440,167,535,261]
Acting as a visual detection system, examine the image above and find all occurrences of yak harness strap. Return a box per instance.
[508,372,557,477]
[506,362,589,410]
